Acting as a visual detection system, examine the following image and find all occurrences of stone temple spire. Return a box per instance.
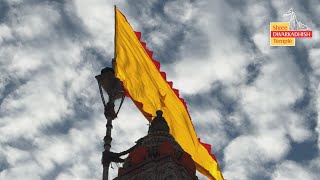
[114,110,198,180]
[148,110,170,133]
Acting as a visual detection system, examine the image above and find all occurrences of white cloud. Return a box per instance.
[191,109,230,152]
[223,132,290,180]
[169,1,250,94]
[239,49,310,143]
[8,3,61,41]
[73,0,115,54]
[164,0,193,23]
[252,31,271,54]
[0,25,13,44]
[272,161,316,180]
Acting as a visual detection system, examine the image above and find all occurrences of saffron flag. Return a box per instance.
[114,7,224,180]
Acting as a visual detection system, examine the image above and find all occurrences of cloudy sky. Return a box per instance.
[0,0,320,179]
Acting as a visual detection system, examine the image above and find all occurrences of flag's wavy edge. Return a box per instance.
[116,10,223,180]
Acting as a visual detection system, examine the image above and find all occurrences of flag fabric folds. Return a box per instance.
[114,7,224,180]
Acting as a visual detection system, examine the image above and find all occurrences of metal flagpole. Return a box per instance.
[101,5,117,180]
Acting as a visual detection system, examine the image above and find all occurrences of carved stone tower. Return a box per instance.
[114,111,198,180]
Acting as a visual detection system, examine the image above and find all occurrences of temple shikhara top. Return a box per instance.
[95,6,224,180]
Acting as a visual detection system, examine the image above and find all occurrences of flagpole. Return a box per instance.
[102,6,117,180]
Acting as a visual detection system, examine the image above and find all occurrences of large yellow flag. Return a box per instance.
[114,7,224,180]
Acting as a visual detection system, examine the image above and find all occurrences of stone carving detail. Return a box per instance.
[114,111,198,180]
[114,131,198,180]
